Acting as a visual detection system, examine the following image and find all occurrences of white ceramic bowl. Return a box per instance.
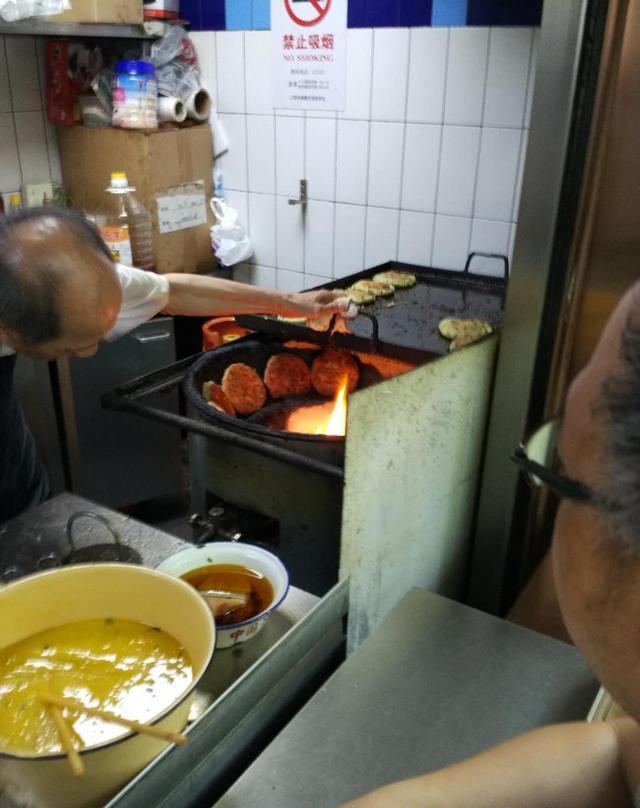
[156,542,290,648]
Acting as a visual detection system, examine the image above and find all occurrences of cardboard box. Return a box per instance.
[58,124,216,274]
[47,0,143,24]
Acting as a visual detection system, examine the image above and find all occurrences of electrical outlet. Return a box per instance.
[22,182,54,208]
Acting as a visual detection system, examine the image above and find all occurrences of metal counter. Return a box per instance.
[0,495,348,808]
[215,588,598,808]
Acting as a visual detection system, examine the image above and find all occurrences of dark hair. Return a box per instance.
[597,295,640,550]
[0,207,112,345]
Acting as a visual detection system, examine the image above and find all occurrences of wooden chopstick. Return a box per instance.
[39,694,188,746]
[48,705,85,777]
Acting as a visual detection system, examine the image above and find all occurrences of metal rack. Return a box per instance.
[0,18,168,38]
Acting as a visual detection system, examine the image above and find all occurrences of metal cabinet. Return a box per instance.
[56,316,182,508]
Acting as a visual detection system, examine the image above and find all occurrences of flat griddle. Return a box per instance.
[236,257,507,365]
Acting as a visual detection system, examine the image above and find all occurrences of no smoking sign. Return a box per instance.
[273,0,346,111]
[285,0,332,26]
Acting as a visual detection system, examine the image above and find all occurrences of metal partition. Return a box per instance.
[340,336,498,652]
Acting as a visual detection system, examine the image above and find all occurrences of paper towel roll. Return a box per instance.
[186,89,212,122]
[158,96,186,123]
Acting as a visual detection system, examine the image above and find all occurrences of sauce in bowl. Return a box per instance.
[181,563,274,626]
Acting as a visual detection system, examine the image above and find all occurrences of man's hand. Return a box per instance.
[279,289,358,320]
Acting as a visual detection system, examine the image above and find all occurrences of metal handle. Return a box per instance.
[354,311,380,353]
[66,511,126,560]
[464,252,510,280]
[135,331,172,344]
[288,179,308,210]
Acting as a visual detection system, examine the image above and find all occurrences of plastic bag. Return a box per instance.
[151,25,198,69]
[155,61,201,103]
[151,25,201,102]
[210,198,254,267]
[0,0,68,21]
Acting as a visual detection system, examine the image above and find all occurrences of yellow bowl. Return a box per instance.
[0,563,215,808]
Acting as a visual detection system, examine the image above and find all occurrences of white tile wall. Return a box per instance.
[474,127,522,221]
[244,31,274,115]
[0,36,59,198]
[341,29,373,121]
[15,110,49,183]
[398,210,434,266]
[277,268,305,292]
[365,206,399,266]
[276,196,304,272]
[0,40,11,114]
[444,28,490,126]
[401,124,440,212]
[305,200,334,276]
[336,119,369,205]
[333,203,366,278]
[483,28,532,128]
[437,126,481,217]
[218,113,248,191]
[275,116,304,197]
[305,117,336,201]
[246,114,275,193]
[367,121,404,208]
[0,112,21,191]
[407,28,448,124]
[432,214,472,271]
[193,25,536,287]
[371,29,410,122]
[216,31,246,114]
[248,192,276,266]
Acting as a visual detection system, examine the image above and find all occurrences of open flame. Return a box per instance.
[286,377,349,436]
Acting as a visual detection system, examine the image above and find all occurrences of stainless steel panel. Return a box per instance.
[215,588,597,808]
[469,0,591,613]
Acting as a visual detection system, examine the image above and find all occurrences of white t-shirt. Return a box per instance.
[0,264,170,357]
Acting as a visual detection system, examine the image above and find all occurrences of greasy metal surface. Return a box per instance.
[215,588,597,808]
[341,335,498,652]
[0,493,185,579]
[108,580,348,808]
[237,261,506,364]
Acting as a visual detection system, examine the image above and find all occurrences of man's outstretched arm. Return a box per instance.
[163,273,354,320]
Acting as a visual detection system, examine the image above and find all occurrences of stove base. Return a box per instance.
[189,434,343,596]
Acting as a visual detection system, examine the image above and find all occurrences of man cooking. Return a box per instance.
[0,207,353,525]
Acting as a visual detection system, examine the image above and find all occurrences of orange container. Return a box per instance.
[202,317,250,351]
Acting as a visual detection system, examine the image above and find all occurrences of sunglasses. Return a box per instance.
[511,420,593,503]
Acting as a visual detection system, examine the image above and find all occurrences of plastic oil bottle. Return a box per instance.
[98,172,154,271]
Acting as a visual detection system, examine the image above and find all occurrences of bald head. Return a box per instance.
[0,208,122,359]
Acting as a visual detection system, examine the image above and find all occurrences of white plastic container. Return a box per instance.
[112,60,158,130]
